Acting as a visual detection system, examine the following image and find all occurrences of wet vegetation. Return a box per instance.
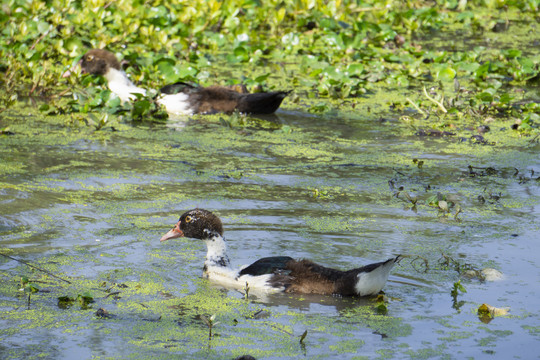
[2,0,539,130]
[1,0,540,359]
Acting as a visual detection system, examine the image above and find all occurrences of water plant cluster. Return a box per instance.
[1,0,539,131]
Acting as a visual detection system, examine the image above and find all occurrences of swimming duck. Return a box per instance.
[64,49,290,115]
[160,209,400,297]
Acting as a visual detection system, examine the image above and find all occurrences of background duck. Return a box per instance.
[160,209,400,297]
[64,49,290,115]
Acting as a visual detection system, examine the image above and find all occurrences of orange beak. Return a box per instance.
[160,221,184,242]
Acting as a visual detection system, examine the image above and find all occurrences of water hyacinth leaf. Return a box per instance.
[320,17,338,30]
[254,73,270,83]
[475,62,491,80]
[436,67,456,82]
[323,66,343,82]
[458,61,481,73]
[346,63,364,77]
[274,6,286,24]
[63,38,84,55]
[156,60,179,83]
[456,11,475,22]
[106,96,122,109]
[477,91,494,102]
[308,68,323,78]
[499,92,513,105]
[518,57,536,75]
[177,65,198,79]
[36,20,50,34]
[503,49,521,58]
[233,46,249,62]
[132,99,151,118]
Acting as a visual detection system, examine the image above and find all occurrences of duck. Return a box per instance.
[63,49,290,115]
[160,209,400,297]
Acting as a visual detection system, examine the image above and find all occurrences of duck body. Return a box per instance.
[67,49,289,115]
[160,209,400,297]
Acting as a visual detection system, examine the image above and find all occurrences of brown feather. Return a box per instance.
[270,258,395,296]
[188,86,289,114]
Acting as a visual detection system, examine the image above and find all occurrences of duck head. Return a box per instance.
[160,209,224,241]
[62,49,121,78]
[80,49,121,76]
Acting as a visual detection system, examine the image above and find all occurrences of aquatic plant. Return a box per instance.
[451,280,466,312]
[0,0,537,127]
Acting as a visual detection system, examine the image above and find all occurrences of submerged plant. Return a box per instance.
[450,280,466,312]
[299,329,308,354]
[427,192,460,217]
[201,314,220,341]
[20,277,39,309]
[374,294,389,315]
[77,292,94,309]
[243,282,250,300]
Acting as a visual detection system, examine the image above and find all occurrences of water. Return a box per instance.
[1,105,539,359]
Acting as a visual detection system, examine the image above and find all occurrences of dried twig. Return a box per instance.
[0,253,71,284]
[406,97,426,115]
[423,86,447,113]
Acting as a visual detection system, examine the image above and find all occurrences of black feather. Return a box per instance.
[237,91,291,114]
[160,82,198,94]
[238,256,294,276]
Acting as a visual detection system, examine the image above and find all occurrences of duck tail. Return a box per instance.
[237,91,291,114]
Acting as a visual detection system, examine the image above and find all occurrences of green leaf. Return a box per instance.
[503,49,521,58]
[233,46,249,62]
[436,67,456,82]
[323,66,343,81]
[346,64,364,77]
[132,99,151,118]
[254,73,270,83]
[518,57,535,74]
[299,329,308,344]
[375,301,388,315]
[37,20,50,34]
[475,62,491,79]
[157,60,179,83]
[24,283,39,293]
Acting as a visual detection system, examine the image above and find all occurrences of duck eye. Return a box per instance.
[185,215,192,223]
[86,55,94,62]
